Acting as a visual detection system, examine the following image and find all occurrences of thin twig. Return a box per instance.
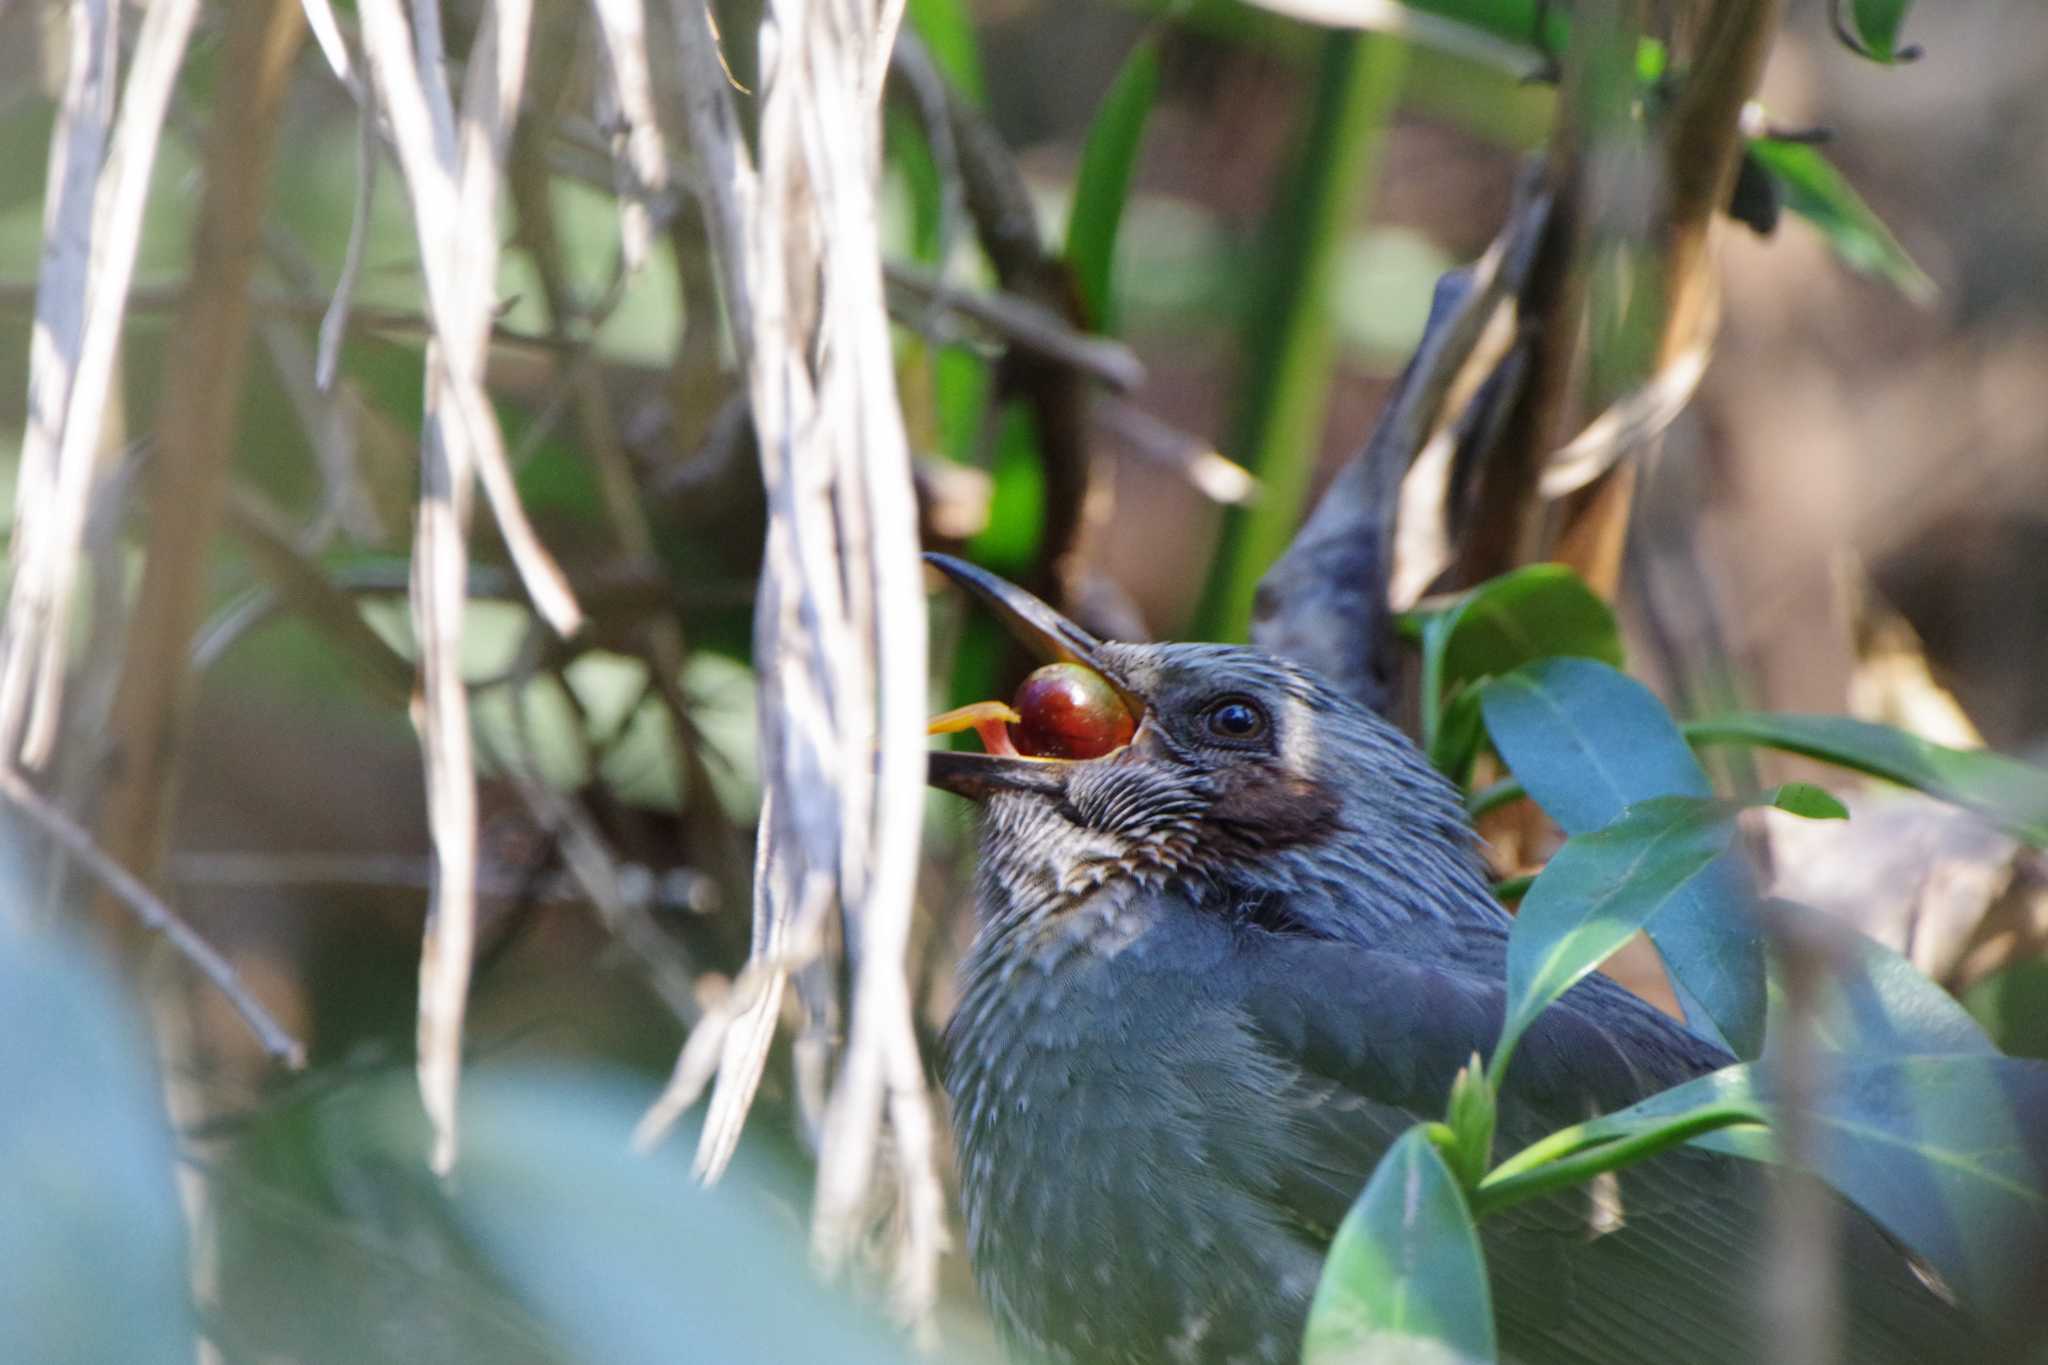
[0,280,583,354]
[317,97,380,390]
[1095,395,1258,505]
[298,0,361,94]
[260,321,385,546]
[0,766,305,1068]
[884,260,1145,393]
[357,0,539,1175]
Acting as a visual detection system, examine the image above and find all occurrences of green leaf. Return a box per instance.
[905,0,985,106]
[1746,139,1934,303]
[1416,564,1622,773]
[1588,1057,2048,1321]
[1763,781,1849,821]
[1481,659,1764,1057]
[1481,659,1712,828]
[887,104,945,264]
[1302,1128,1497,1365]
[0,932,195,1365]
[1686,711,2048,846]
[1063,40,1161,333]
[1493,794,1741,1081]
[1848,0,1917,62]
[1432,565,1625,687]
[1192,32,1406,643]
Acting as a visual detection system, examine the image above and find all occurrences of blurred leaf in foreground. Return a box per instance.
[1600,1054,2048,1325]
[0,926,194,1365]
[1302,1127,1496,1365]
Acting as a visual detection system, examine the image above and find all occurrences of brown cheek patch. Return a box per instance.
[1203,766,1343,854]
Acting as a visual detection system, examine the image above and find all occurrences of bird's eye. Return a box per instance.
[1203,696,1268,744]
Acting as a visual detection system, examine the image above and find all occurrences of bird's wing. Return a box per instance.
[1227,934,1977,1365]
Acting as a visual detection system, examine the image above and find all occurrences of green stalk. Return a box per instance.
[1191,31,1407,642]
[1470,1102,1766,1217]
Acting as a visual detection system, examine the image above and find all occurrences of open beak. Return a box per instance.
[924,553,1141,800]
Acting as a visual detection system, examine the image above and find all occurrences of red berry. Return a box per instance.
[1009,663,1135,759]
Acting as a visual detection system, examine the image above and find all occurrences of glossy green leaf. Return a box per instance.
[1481,659,1712,827]
[1433,565,1624,687]
[1302,1127,1497,1365]
[1746,140,1934,303]
[1492,794,1740,1081]
[1417,565,1622,772]
[1687,711,2048,846]
[1481,659,1764,1057]
[1064,40,1161,333]
[1762,782,1849,821]
[0,932,195,1365]
[1584,1056,2048,1320]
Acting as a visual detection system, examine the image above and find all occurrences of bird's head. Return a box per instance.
[926,555,1498,943]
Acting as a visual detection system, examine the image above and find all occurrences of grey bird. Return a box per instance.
[925,554,1973,1365]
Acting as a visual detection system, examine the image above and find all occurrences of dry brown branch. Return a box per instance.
[0,765,305,1067]
[222,487,416,705]
[659,0,941,1325]
[94,0,306,926]
[0,281,582,355]
[883,260,1145,393]
[1095,397,1257,505]
[0,0,195,768]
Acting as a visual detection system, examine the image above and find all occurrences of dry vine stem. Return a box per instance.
[645,0,941,1327]
[0,0,192,769]
[357,0,553,1175]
